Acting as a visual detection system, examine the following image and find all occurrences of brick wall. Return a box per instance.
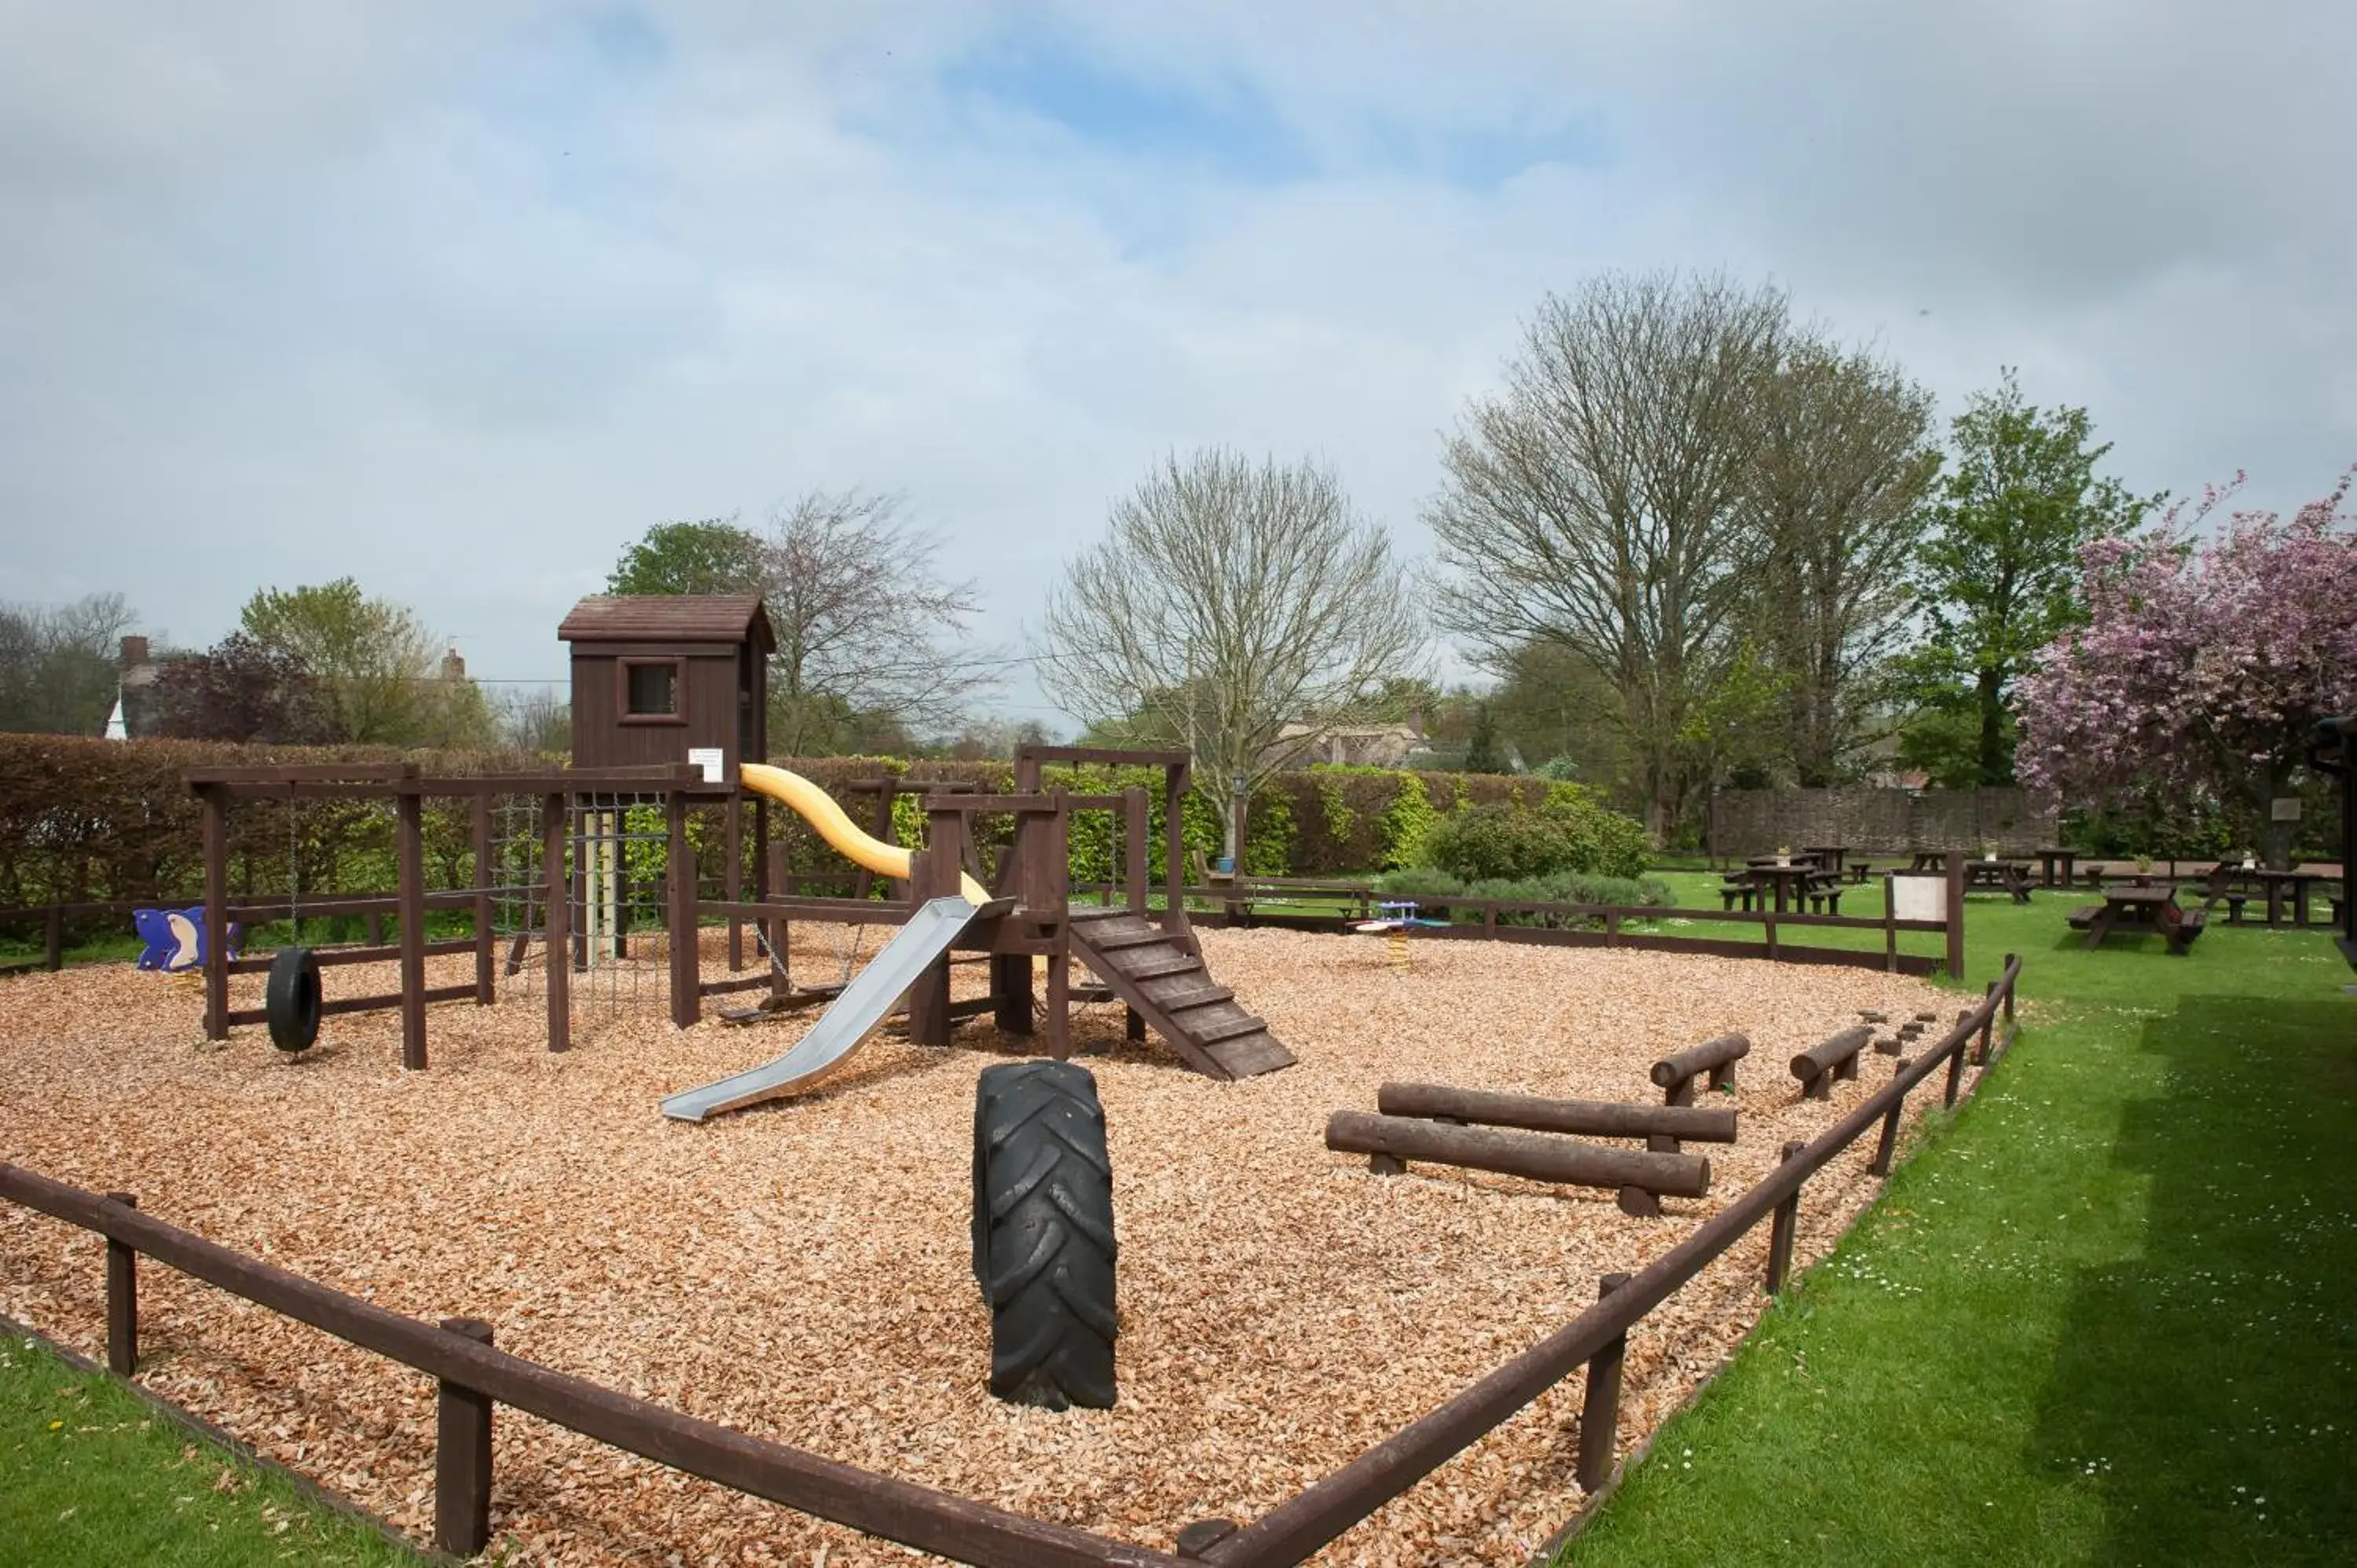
[1708,787,2055,858]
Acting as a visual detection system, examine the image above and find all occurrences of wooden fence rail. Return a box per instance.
[0,951,2024,1566]
[1076,871,1968,978]
[0,1163,1185,1568]
[1188,951,2024,1566]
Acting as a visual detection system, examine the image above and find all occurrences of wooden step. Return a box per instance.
[1141,982,1234,1011]
[1204,1032,1296,1078]
[1117,950,1204,981]
[1087,925,1171,951]
[1188,1010,1270,1045]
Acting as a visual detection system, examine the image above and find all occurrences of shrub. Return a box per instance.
[1376,866,1674,913]
[1419,788,1651,883]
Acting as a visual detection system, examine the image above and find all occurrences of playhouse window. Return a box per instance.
[619,658,684,722]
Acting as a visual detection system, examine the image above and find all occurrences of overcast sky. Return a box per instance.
[4,1,2351,731]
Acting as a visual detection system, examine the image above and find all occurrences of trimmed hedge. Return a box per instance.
[0,737,1645,938]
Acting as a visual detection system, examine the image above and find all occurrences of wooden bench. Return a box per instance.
[2066,903,2102,930]
[1719,879,1758,911]
[1805,886,1843,914]
[2167,907,2209,954]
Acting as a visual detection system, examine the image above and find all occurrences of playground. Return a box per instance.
[0,914,1956,1566]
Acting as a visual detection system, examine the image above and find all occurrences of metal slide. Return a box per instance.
[659,895,979,1123]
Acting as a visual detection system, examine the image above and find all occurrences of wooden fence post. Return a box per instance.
[1975,981,1996,1064]
[765,842,791,1003]
[2003,954,2017,1022]
[1869,1063,1910,1177]
[1882,871,1897,973]
[1766,1141,1805,1294]
[1575,1273,1631,1493]
[104,1192,137,1376]
[434,1317,495,1556]
[724,794,744,973]
[396,789,427,1072]
[1945,1009,1970,1107]
[42,903,63,973]
[668,791,699,1030]
[542,793,570,1053]
[1944,851,1967,978]
[202,785,229,1041]
[471,793,495,1006]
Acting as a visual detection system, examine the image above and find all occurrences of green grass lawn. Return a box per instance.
[0,1332,427,1567]
[1562,888,2357,1566]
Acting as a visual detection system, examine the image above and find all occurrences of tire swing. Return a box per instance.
[970,1060,1118,1410]
[265,947,322,1053]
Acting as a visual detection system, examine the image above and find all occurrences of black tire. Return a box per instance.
[265,947,321,1053]
[970,1061,1117,1410]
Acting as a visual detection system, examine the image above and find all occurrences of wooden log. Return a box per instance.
[1376,1083,1736,1144]
[1649,1032,1749,1105]
[1789,1025,1874,1099]
[1324,1112,1710,1198]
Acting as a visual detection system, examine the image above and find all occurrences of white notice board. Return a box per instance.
[687,746,724,784]
[1890,874,1946,923]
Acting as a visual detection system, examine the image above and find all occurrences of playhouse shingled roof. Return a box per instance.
[557,595,774,650]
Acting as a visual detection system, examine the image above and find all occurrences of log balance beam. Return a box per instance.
[1789,1024,1875,1101]
[1650,1032,1750,1106]
[1325,1110,1711,1218]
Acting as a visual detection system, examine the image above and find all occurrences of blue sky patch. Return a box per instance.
[940,34,1315,185]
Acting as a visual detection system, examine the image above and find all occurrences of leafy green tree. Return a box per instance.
[1462,702,1503,773]
[606,518,767,596]
[1902,368,2158,784]
[238,578,488,745]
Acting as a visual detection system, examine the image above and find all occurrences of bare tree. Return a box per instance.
[757,489,1003,756]
[495,685,572,755]
[0,593,139,735]
[1745,338,1942,783]
[1037,447,1428,858]
[1427,270,1789,839]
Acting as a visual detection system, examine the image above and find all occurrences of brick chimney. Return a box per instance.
[119,635,149,671]
[441,648,466,681]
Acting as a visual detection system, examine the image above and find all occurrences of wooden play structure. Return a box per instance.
[178,597,1295,1088]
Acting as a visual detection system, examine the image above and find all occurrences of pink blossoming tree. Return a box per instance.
[2014,470,2357,866]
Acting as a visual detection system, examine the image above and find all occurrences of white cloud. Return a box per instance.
[1,1,2348,727]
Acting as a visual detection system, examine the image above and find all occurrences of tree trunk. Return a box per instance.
[1975,666,2008,785]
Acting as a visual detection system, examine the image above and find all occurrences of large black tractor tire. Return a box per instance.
[264,947,322,1053]
[970,1061,1117,1410]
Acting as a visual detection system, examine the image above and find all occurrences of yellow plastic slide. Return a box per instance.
[739,763,989,904]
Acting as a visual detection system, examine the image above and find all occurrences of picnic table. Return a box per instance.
[1963,859,2034,903]
[1739,861,1831,914]
[2033,848,2078,887]
[2249,868,2331,926]
[2068,885,2207,954]
[1802,845,1849,876]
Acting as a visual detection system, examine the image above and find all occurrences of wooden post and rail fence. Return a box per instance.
[0,954,2022,1566]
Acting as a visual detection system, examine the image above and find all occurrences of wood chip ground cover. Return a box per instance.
[0,927,1961,1565]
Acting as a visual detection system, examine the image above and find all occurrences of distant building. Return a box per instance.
[1265,713,1432,771]
[113,636,167,738]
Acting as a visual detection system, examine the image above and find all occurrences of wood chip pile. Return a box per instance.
[0,925,1961,1566]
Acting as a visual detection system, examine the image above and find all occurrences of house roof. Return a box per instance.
[557,595,774,651]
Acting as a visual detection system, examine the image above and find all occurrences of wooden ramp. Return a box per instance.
[1067,910,1295,1080]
